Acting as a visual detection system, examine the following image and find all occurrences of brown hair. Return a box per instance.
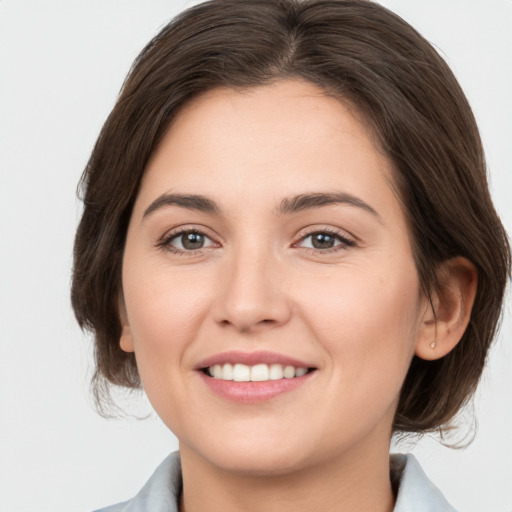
[72,0,510,432]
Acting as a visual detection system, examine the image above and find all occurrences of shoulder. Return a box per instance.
[392,453,459,512]
[93,452,182,512]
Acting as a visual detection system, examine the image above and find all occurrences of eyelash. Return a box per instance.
[157,227,356,256]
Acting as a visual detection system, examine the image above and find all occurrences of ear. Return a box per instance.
[119,300,135,353]
[415,257,477,361]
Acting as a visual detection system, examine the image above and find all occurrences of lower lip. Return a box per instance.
[199,371,315,403]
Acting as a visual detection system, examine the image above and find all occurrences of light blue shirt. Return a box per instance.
[95,452,457,512]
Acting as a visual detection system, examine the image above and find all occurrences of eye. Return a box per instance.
[161,229,217,253]
[297,230,355,252]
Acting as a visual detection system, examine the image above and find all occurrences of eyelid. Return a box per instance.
[295,225,356,243]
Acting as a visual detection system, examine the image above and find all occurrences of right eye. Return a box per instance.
[161,229,217,254]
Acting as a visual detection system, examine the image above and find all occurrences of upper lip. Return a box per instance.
[196,351,314,370]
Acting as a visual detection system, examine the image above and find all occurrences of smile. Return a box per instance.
[197,351,317,402]
[206,363,310,381]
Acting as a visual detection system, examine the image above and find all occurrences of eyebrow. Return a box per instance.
[277,192,380,218]
[143,193,221,218]
[142,191,380,219]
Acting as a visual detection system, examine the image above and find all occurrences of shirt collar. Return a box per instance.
[392,453,458,512]
[97,452,457,512]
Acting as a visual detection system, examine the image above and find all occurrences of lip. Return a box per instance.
[196,350,313,370]
[196,351,317,404]
[198,370,315,403]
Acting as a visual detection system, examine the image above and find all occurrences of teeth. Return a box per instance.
[207,363,309,381]
[233,363,250,382]
[283,365,295,379]
[295,367,308,377]
[222,363,233,380]
[269,363,283,380]
[251,364,269,382]
[212,364,223,379]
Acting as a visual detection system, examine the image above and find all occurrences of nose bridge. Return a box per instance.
[214,236,290,331]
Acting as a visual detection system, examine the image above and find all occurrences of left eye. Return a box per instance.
[167,231,216,251]
[299,231,352,250]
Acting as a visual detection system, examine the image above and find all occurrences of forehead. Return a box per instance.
[136,79,400,220]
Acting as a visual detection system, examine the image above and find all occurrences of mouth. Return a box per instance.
[202,363,314,382]
[196,351,317,402]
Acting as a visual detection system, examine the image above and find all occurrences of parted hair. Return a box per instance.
[72,0,510,432]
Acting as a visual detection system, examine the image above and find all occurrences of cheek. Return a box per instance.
[121,263,217,423]
[295,260,422,377]
[122,258,214,367]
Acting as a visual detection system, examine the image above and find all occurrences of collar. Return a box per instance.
[95,452,457,512]
[391,454,457,512]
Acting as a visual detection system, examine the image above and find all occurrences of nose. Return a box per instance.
[212,247,292,333]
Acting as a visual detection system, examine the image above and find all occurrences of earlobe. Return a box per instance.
[119,300,135,353]
[415,257,478,361]
[120,324,135,353]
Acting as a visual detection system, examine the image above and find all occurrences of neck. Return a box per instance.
[179,441,395,512]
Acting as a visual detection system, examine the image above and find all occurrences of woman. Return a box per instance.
[71,1,510,511]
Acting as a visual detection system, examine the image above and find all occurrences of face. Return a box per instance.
[121,80,430,475]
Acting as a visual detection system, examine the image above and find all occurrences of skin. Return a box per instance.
[119,80,476,512]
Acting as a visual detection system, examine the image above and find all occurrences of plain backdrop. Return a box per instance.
[0,1,511,511]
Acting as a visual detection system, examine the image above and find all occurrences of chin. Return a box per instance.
[183,434,316,477]
[215,450,310,477]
